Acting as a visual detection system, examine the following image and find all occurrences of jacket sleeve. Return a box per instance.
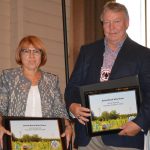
[64,46,87,111]
[0,71,9,116]
[52,75,69,119]
[133,51,150,132]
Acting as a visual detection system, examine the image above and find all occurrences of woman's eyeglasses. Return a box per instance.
[21,48,42,56]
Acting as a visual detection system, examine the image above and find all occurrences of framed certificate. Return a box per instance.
[3,117,66,150]
[80,76,141,136]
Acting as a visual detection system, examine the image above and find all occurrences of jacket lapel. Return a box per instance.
[86,41,105,83]
[109,37,133,80]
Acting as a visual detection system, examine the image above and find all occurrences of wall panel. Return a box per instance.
[0,0,71,94]
[0,0,10,70]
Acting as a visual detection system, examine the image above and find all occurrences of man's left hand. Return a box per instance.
[119,121,141,136]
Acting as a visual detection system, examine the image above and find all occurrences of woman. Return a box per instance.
[0,35,72,149]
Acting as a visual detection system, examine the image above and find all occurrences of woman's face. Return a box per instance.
[20,44,42,72]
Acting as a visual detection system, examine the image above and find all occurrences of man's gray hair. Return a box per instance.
[100,1,129,22]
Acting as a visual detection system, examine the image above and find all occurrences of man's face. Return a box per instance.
[102,10,129,44]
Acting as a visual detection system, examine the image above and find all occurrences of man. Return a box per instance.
[65,1,150,150]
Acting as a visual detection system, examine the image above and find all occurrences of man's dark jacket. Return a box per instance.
[65,37,150,149]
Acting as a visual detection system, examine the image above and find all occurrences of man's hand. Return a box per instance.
[69,103,91,125]
[118,121,141,136]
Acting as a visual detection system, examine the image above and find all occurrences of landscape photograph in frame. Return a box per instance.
[3,117,66,150]
[80,76,141,136]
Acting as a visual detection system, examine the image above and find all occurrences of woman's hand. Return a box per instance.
[69,103,91,125]
[61,120,73,149]
[0,125,11,149]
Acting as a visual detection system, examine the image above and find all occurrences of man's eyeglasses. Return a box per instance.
[21,48,42,56]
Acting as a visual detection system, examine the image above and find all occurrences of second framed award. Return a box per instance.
[80,76,141,136]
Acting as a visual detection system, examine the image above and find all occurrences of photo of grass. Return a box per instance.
[91,110,136,132]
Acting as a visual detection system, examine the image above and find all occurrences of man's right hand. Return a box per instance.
[69,103,91,125]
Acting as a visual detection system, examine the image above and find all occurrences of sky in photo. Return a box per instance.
[10,120,61,139]
[89,90,137,117]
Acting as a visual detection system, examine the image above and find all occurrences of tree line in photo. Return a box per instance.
[91,110,136,121]
[91,110,137,132]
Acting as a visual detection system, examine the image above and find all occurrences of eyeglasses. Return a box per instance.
[21,48,42,56]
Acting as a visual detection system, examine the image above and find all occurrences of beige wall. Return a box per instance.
[0,0,71,94]
[69,0,110,74]
[0,0,11,70]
